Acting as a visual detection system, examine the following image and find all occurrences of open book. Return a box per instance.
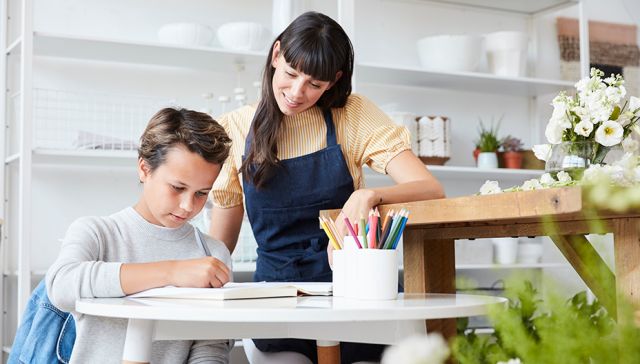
[128,282,332,301]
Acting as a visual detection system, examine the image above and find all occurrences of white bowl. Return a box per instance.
[216,22,271,51]
[157,23,214,47]
[416,34,483,72]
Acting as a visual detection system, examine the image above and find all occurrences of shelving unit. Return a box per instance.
[1,0,591,361]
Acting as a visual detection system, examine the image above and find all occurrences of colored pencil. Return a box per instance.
[343,215,362,248]
[320,219,341,250]
[359,216,368,248]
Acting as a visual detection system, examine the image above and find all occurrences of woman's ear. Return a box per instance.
[327,71,343,90]
[137,158,150,183]
[271,41,281,68]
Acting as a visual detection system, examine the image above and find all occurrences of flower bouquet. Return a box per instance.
[533,68,640,178]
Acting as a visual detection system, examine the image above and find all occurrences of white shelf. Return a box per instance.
[3,270,48,277]
[364,165,544,183]
[403,0,579,15]
[33,32,266,71]
[32,149,138,168]
[356,62,575,96]
[456,262,569,270]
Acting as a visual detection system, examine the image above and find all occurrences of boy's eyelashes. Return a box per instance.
[170,185,209,197]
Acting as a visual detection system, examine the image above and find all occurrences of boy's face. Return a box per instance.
[135,145,221,228]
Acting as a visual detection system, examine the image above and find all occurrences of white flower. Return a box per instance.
[595,120,624,146]
[574,120,594,137]
[497,359,523,364]
[557,170,572,183]
[540,173,555,185]
[532,144,552,161]
[622,137,639,153]
[583,164,606,183]
[617,111,633,127]
[545,120,566,144]
[480,180,502,195]
[381,334,450,364]
[522,178,543,191]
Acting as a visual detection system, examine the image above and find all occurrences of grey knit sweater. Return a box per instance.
[46,207,233,363]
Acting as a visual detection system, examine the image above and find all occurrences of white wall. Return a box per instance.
[21,0,640,277]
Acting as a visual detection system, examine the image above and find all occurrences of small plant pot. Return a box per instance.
[477,152,498,169]
[503,151,523,169]
[473,147,480,163]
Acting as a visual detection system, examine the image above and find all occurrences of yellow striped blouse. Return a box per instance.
[210,93,411,208]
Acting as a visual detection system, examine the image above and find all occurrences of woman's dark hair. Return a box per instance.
[240,11,354,188]
[138,108,232,173]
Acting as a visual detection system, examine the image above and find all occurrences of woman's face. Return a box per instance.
[271,42,341,116]
[135,145,221,228]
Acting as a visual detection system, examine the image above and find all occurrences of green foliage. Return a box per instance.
[475,117,502,152]
[452,278,640,364]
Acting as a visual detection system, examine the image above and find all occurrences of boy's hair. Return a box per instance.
[138,108,232,172]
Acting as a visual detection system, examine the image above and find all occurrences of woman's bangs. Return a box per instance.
[283,41,340,82]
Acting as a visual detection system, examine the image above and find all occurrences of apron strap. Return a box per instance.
[322,108,337,147]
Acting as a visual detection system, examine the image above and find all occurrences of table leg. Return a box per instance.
[122,319,155,364]
[550,234,616,317]
[613,218,640,312]
[403,228,456,339]
[317,340,340,364]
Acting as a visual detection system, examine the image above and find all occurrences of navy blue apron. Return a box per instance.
[243,108,385,363]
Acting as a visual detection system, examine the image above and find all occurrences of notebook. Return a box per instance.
[129,282,332,301]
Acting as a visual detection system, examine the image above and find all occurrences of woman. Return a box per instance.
[209,11,444,364]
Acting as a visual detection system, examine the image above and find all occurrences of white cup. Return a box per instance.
[352,249,399,300]
[333,236,399,300]
[332,250,346,297]
[493,237,518,264]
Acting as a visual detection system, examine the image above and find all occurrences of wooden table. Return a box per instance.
[321,186,640,339]
[76,293,505,364]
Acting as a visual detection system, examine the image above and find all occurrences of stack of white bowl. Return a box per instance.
[416,31,528,77]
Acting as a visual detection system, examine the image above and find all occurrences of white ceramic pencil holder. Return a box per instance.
[333,236,398,300]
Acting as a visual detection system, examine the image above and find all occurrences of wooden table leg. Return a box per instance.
[403,228,456,339]
[613,218,640,314]
[550,234,617,317]
[122,319,154,364]
[317,340,340,364]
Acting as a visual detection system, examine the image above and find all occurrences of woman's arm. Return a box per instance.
[340,150,444,219]
[209,204,244,254]
[329,151,443,261]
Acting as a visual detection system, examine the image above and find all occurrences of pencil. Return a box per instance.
[378,210,395,249]
[391,211,409,249]
[359,216,368,248]
[323,216,343,249]
[319,218,341,250]
[343,215,362,249]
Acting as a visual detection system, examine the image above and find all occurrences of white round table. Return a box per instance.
[76,293,506,364]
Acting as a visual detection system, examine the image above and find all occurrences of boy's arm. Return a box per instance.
[46,218,124,312]
[119,257,230,295]
[209,204,244,254]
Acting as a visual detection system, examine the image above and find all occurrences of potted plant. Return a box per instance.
[501,135,524,169]
[474,117,501,169]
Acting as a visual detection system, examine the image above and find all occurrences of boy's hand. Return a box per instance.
[169,257,231,288]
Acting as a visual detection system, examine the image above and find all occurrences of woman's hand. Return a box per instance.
[327,188,380,265]
[168,257,231,288]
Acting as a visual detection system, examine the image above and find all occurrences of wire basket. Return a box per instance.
[34,88,172,151]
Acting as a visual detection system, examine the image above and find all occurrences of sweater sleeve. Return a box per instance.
[46,217,125,312]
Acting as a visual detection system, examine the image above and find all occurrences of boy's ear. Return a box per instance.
[137,158,151,182]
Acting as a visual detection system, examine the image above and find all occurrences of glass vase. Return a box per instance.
[545,141,611,180]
